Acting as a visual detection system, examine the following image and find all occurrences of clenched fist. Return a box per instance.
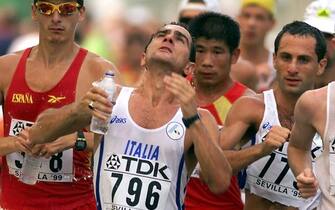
[296,168,318,198]
[261,125,290,155]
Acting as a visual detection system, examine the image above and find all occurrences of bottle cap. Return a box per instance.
[105,70,115,77]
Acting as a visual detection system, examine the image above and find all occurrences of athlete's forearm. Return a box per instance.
[29,103,91,145]
[0,135,34,156]
[224,143,266,175]
[45,133,77,153]
[0,136,20,156]
[51,132,95,152]
[287,144,312,177]
[190,120,232,194]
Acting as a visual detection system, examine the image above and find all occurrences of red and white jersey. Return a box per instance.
[2,47,96,210]
[184,82,246,210]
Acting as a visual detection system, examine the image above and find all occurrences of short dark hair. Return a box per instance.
[274,21,326,61]
[144,22,195,60]
[33,0,84,7]
[188,12,240,54]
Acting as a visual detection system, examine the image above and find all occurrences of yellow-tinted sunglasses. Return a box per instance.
[35,1,80,16]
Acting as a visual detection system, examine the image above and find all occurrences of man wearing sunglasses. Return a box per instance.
[0,0,118,209]
[6,21,233,210]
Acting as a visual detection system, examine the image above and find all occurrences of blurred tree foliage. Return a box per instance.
[0,0,31,19]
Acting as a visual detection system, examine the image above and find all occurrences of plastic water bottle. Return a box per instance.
[90,71,116,134]
[20,155,42,185]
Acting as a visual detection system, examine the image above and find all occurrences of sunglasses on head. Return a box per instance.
[35,1,80,16]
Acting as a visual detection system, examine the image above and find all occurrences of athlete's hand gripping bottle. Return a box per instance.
[90,71,116,134]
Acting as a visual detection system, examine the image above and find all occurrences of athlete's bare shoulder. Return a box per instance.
[234,92,264,109]
[0,50,25,89]
[226,92,265,125]
[296,86,327,124]
[0,50,25,71]
[83,51,120,83]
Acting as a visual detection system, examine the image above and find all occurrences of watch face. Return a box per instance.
[75,140,87,151]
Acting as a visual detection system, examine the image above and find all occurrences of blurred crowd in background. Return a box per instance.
[0,0,326,138]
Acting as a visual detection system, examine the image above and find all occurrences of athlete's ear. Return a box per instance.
[231,48,240,65]
[32,4,38,21]
[78,6,86,22]
[317,58,327,76]
[273,52,278,71]
[140,53,146,67]
[184,62,195,76]
[331,37,335,48]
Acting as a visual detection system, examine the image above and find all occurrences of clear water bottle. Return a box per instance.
[20,155,42,185]
[90,71,116,134]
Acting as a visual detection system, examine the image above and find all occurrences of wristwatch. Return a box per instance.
[182,113,200,128]
[74,131,87,151]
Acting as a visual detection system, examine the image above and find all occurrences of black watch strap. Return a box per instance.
[182,113,200,128]
[75,131,87,151]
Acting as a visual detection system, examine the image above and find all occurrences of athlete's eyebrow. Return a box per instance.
[154,29,170,37]
[174,30,190,47]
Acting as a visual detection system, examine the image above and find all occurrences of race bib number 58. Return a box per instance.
[7,118,73,182]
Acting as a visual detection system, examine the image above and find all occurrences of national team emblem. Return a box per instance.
[12,121,25,136]
[166,122,184,140]
[106,154,121,170]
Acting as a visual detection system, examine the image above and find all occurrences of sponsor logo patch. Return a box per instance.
[9,118,34,136]
[48,95,66,104]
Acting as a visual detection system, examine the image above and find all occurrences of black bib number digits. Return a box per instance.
[49,152,63,172]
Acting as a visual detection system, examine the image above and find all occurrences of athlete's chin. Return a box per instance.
[150,56,176,68]
[47,36,67,44]
[197,79,218,87]
[283,86,306,95]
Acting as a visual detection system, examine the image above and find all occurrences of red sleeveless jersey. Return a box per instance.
[185,82,246,210]
[0,117,3,137]
[2,48,96,210]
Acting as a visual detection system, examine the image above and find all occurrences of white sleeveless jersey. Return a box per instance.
[94,87,188,210]
[315,81,335,210]
[245,89,323,209]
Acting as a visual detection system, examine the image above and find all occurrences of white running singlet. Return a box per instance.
[245,89,322,209]
[94,87,188,210]
[314,81,335,210]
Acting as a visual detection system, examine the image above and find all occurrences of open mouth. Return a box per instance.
[159,46,172,53]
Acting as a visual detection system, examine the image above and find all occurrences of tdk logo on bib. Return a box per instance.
[103,153,172,209]
[110,115,127,124]
[105,153,171,181]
